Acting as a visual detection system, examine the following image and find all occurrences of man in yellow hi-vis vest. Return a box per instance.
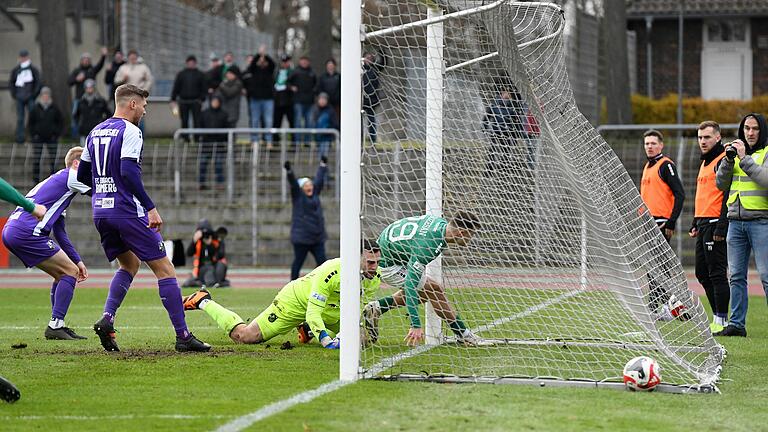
[716,113,768,337]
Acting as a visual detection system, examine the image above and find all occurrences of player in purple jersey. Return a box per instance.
[2,147,91,340]
[76,84,210,352]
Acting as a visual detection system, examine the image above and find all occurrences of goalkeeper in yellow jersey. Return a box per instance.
[182,240,381,349]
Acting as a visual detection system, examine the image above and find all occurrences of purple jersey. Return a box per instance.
[5,168,90,236]
[82,117,147,219]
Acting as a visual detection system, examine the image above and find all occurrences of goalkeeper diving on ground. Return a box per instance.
[364,211,493,347]
[182,240,382,348]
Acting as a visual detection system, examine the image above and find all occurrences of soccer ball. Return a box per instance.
[622,356,661,391]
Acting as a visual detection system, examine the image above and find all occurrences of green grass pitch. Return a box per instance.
[0,286,766,431]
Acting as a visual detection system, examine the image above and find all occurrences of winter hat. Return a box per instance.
[297,177,311,188]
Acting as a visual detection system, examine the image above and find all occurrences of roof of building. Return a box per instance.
[627,0,768,18]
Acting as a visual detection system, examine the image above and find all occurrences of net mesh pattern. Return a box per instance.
[358,1,723,389]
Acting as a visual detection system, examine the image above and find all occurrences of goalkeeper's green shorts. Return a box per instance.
[254,303,302,342]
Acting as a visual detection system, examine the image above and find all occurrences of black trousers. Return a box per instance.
[31,140,59,184]
[273,104,295,142]
[647,221,674,311]
[179,101,202,134]
[291,242,327,280]
[694,222,729,316]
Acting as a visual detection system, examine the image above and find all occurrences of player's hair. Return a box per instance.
[115,84,149,106]
[643,129,664,142]
[451,211,481,232]
[362,239,380,253]
[698,120,721,134]
[65,146,84,168]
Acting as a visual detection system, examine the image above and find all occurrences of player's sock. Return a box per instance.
[377,296,398,314]
[51,275,76,321]
[715,314,728,326]
[48,318,65,329]
[158,278,190,339]
[448,316,468,336]
[200,300,245,335]
[104,269,134,320]
[50,281,57,310]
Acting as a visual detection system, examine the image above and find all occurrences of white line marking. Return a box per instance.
[215,290,584,432]
[214,380,352,432]
[2,414,233,421]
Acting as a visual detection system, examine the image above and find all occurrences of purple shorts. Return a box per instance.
[94,217,167,262]
[1,225,59,268]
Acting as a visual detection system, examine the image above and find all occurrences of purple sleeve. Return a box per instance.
[52,218,81,264]
[120,158,156,212]
[77,160,93,188]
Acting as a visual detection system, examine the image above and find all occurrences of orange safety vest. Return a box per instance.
[695,152,726,218]
[640,156,675,219]
[192,238,220,277]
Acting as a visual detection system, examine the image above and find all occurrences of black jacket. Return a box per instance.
[68,55,106,99]
[205,65,223,93]
[28,103,64,142]
[645,153,686,230]
[200,106,230,142]
[363,55,385,108]
[171,68,207,102]
[74,94,110,137]
[315,71,341,105]
[288,66,317,105]
[9,63,41,102]
[738,112,768,154]
[287,165,328,245]
[244,55,275,100]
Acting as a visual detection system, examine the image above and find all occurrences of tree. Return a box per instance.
[308,0,333,68]
[37,0,71,132]
[600,0,632,123]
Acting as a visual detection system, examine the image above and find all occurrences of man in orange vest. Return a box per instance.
[182,219,228,288]
[640,129,687,321]
[689,121,729,333]
[640,129,686,242]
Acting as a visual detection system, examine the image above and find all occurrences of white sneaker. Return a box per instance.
[667,294,691,321]
[362,301,381,344]
[458,330,495,347]
[655,304,675,322]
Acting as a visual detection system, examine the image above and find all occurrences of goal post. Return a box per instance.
[340,0,725,392]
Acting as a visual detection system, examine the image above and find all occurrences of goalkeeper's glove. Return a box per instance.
[319,330,340,349]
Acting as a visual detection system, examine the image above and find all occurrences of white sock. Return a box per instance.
[199,299,211,310]
[49,318,65,329]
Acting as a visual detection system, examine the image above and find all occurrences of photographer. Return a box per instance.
[182,220,228,288]
[715,113,768,337]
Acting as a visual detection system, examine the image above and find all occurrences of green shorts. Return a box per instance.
[254,302,304,342]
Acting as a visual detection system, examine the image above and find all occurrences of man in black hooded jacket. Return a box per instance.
[715,112,768,337]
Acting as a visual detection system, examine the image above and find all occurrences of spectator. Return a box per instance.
[244,44,275,145]
[273,54,295,144]
[9,49,41,144]
[67,48,108,138]
[221,51,241,81]
[715,113,768,337]
[205,53,223,96]
[27,87,64,184]
[284,158,328,280]
[182,220,229,288]
[288,56,316,145]
[482,89,526,173]
[689,121,729,334]
[170,55,207,139]
[363,51,385,143]
[217,69,243,128]
[310,93,338,159]
[114,49,154,92]
[315,58,341,123]
[198,95,229,189]
[73,79,110,144]
[104,49,125,105]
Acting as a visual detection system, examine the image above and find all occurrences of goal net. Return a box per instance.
[352,1,724,393]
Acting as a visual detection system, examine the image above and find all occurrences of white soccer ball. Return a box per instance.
[622,356,661,391]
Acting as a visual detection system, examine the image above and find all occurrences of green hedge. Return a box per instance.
[628,94,768,125]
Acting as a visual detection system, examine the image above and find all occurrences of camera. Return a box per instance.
[726,145,737,160]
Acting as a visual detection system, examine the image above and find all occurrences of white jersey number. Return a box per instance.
[93,137,111,176]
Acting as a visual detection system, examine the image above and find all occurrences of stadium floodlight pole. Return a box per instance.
[339,0,363,382]
[424,7,444,345]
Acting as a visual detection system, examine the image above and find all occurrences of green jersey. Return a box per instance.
[274,258,381,336]
[377,215,447,328]
[0,177,35,212]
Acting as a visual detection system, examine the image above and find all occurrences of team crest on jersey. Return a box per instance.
[268,313,278,323]
[46,240,55,250]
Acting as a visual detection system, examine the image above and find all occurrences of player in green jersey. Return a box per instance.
[364,211,489,347]
[182,240,381,349]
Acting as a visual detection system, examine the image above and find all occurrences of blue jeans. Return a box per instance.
[726,219,768,329]
[15,99,34,144]
[249,98,274,143]
[291,242,327,280]
[293,103,313,144]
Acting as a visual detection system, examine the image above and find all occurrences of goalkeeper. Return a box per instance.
[182,240,381,348]
[364,211,488,346]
